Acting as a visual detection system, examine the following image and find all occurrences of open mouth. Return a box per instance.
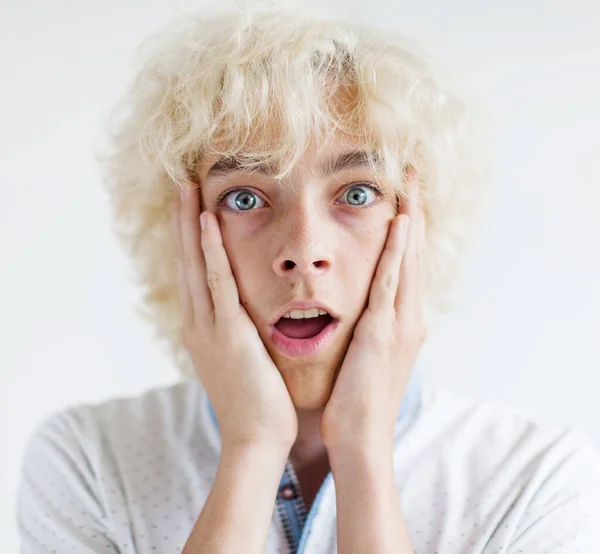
[270,309,340,358]
[274,313,334,339]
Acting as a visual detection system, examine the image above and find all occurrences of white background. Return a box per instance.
[1,0,599,550]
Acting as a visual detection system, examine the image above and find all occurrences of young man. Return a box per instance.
[17,6,600,554]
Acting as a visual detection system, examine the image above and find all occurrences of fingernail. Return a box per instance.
[200,212,206,230]
[400,216,410,233]
[180,187,187,200]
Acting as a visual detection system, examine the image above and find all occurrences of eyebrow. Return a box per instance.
[206,149,385,180]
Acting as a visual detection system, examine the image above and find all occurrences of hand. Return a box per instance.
[320,174,426,453]
[172,182,298,450]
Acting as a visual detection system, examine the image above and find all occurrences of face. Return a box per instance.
[196,132,397,410]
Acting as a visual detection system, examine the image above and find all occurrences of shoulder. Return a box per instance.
[82,379,204,430]
[407,379,600,549]
[411,377,600,485]
[416,377,597,451]
[17,380,214,551]
[21,379,209,474]
[415,376,600,494]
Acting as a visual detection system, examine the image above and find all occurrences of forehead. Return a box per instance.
[196,132,385,182]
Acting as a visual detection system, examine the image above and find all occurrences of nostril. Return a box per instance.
[279,259,328,272]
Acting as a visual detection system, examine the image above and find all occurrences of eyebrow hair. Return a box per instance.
[206,149,385,180]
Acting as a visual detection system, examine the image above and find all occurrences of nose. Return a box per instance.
[272,208,333,278]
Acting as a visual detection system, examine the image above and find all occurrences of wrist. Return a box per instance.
[327,441,394,471]
[221,439,292,464]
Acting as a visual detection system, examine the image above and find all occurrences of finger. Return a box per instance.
[171,191,194,325]
[199,210,241,322]
[179,181,212,318]
[395,172,421,317]
[368,212,410,314]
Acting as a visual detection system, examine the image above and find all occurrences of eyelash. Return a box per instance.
[215,183,386,213]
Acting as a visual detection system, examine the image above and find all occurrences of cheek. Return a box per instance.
[342,231,388,304]
[353,227,388,271]
[219,225,262,300]
[357,251,381,295]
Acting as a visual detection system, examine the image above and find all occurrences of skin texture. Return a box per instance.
[322,172,426,554]
[173,187,299,450]
[321,174,426,453]
[196,134,397,411]
[177,124,426,554]
[189,131,425,515]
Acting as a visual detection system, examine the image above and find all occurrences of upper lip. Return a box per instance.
[271,301,339,325]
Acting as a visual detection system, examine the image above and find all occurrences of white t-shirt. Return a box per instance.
[16,372,600,553]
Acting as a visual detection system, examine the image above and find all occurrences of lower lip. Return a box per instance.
[269,318,340,358]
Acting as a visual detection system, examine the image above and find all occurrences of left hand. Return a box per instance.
[321,173,427,453]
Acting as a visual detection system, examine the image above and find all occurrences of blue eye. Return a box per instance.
[337,183,382,206]
[219,189,267,211]
[216,183,384,213]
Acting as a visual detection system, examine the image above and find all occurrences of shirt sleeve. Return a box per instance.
[16,408,121,554]
[506,428,600,553]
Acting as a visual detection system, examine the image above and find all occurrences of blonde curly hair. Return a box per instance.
[95,4,491,379]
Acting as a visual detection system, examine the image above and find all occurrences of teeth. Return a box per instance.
[282,308,329,319]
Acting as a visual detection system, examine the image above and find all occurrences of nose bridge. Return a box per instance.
[273,198,331,275]
[289,203,319,248]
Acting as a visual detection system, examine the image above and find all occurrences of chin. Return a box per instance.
[263,326,351,410]
[289,388,332,411]
[278,360,341,411]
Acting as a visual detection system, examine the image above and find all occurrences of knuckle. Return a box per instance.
[206,270,221,293]
[383,273,395,291]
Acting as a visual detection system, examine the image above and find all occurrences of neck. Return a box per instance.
[289,406,328,470]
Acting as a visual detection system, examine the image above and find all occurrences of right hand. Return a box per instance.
[172,182,298,450]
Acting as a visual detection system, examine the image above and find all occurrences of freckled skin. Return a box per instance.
[196,133,396,411]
